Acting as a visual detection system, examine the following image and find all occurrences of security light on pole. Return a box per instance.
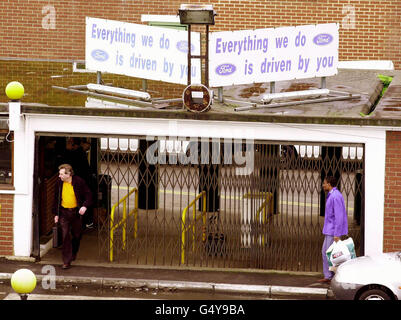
[178,4,216,113]
[178,4,216,25]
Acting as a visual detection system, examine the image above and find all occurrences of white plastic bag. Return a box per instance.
[326,239,351,267]
[342,237,357,260]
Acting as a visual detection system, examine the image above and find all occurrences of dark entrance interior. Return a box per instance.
[33,135,364,273]
[32,135,99,259]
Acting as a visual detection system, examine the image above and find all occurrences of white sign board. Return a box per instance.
[86,17,201,85]
[209,23,339,87]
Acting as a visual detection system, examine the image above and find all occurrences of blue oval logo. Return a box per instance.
[215,63,236,76]
[313,33,333,46]
[176,41,195,53]
[91,49,109,62]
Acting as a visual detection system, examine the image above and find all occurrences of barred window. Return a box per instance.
[0,130,13,185]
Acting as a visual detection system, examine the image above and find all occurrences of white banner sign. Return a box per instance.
[209,23,339,87]
[86,17,201,85]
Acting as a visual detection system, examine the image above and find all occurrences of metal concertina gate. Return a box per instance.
[96,136,364,272]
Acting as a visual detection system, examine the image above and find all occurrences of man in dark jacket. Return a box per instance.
[53,163,92,269]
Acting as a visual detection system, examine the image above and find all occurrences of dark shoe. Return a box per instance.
[317,278,331,284]
[62,263,71,270]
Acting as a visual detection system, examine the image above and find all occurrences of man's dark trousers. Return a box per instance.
[59,207,82,265]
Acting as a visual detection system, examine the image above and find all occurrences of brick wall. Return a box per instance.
[0,194,14,256]
[384,131,401,252]
[0,0,400,68]
[0,60,185,102]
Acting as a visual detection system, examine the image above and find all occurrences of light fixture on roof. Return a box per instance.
[178,4,216,113]
[178,4,216,25]
[260,89,330,104]
[86,84,151,101]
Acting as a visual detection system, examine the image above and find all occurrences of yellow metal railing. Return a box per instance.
[181,191,206,265]
[244,192,274,246]
[109,188,138,262]
[256,192,273,246]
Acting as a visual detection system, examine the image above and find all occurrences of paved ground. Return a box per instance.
[0,255,333,300]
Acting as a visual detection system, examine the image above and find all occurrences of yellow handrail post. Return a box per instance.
[254,192,273,247]
[181,191,206,265]
[122,200,127,250]
[202,194,206,242]
[192,203,196,252]
[262,193,269,246]
[181,207,188,265]
[109,188,138,262]
[109,207,115,262]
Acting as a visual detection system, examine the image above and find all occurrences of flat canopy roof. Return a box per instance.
[0,59,400,126]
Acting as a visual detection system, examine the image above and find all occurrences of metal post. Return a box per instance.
[270,82,275,94]
[218,87,223,102]
[205,25,209,88]
[321,77,326,89]
[142,79,148,92]
[354,169,363,226]
[199,141,220,213]
[31,136,40,260]
[138,139,158,210]
[96,71,102,84]
[187,24,191,85]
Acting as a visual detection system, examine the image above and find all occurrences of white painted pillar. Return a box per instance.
[363,137,386,255]
[12,115,35,257]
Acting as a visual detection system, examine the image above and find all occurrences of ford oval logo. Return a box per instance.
[215,63,236,76]
[91,49,109,62]
[313,33,333,46]
[176,41,195,53]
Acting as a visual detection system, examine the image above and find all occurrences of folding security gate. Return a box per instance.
[96,137,364,272]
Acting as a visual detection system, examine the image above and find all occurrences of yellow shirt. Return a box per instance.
[61,181,77,208]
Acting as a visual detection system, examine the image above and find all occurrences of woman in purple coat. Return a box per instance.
[319,176,348,283]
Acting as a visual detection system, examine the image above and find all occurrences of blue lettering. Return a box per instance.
[216,38,222,53]
[215,36,268,55]
[227,41,233,52]
[222,41,228,52]
[130,53,157,71]
[141,35,153,47]
[261,57,291,73]
[316,56,334,72]
[92,24,96,38]
[275,36,288,48]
